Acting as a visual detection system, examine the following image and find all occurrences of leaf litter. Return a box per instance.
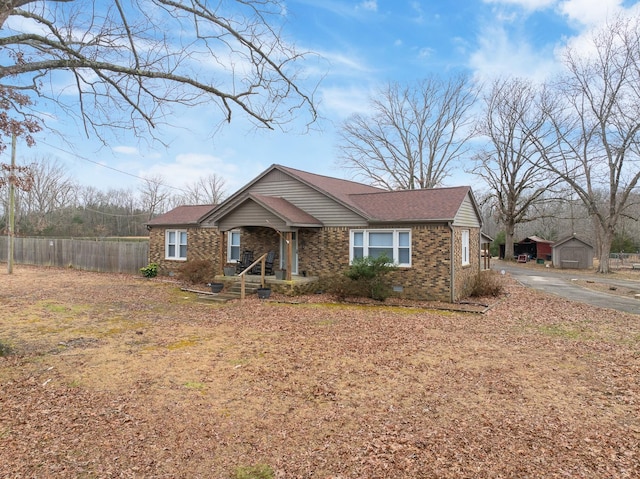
[0,265,638,478]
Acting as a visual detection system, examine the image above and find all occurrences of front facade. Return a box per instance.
[147,165,483,302]
[552,235,594,269]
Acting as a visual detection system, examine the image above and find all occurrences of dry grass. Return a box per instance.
[0,264,639,478]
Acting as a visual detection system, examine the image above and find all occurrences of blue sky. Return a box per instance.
[29,0,640,197]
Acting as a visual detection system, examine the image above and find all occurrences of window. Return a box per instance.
[166,229,187,260]
[350,229,411,266]
[227,230,241,262]
[461,229,470,266]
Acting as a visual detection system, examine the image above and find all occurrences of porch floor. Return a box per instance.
[214,273,319,289]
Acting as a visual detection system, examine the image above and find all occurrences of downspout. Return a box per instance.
[449,222,455,303]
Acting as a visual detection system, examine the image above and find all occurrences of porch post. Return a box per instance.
[286,231,293,280]
[218,230,224,275]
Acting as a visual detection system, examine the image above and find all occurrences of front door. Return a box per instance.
[280,231,298,275]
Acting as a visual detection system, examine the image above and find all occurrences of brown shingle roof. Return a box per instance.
[146,204,216,226]
[277,165,472,222]
[348,186,471,222]
[276,165,384,215]
[250,194,322,226]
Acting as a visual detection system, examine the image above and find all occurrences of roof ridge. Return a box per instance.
[276,164,384,190]
[349,185,470,196]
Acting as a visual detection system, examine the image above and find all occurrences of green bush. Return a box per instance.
[315,274,368,300]
[490,231,505,257]
[470,270,505,297]
[139,262,158,278]
[0,340,12,357]
[231,464,274,479]
[344,255,396,301]
[177,259,215,284]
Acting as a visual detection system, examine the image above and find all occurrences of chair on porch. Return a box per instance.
[236,249,254,274]
[252,250,276,275]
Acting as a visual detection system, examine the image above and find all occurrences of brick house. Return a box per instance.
[146,164,483,302]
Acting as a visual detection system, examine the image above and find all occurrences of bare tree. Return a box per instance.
[338,73,478,190]
[0,0,318,150]
[138,174,171,220]
[540,15,640,273]
[18,157,77,233]
[181,173,227,204]
[471,78,562,260]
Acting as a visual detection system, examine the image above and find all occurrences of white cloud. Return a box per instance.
[469,24,561,82]
[417,47,435,60]
[482,0,556,10]
[559,0,624,26]
[410,1,425,23]
[113,146,139,155]
[314,48,375,76]
[140,152,241,191]
[473,0,640,85]
[358,0,377,12]
[319,85,374,119]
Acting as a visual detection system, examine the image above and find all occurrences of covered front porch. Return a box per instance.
[211,270,320,301]
[201,191,326,300]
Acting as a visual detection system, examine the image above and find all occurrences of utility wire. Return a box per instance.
[39,140,189,193]
[82,206,151,218]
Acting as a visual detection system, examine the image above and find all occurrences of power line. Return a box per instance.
[39,140,188,193]
[82,206,151,218]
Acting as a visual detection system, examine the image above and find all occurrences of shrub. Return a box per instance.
[139,262,158,278]
[315,274,368,300]
[177,259,215,284]
[0,340,12,357]
[344,255,396,301]
[470,270,505,297]
[231,464,274,479]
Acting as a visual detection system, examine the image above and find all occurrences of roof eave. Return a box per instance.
[249,195,324,228]
[366,218,456,225]
[146,222,200,228]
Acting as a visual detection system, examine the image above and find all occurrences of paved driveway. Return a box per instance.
[491,261,640,315]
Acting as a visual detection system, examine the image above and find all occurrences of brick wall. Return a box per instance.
[299,227,350,277]
[299,225,454,302]
[402,224,452,302]
[238,227,282,265]
[452,226,481,301]
[149,224,480,302]
[148,227,221,276]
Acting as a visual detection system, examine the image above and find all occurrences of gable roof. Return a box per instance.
[552,235,593,249]
[201,164,385,224]
[250,194,323,227]
[146,204,216,227]
[519,235,554,244]
[349,186,473,222]
[278,165,384,209]
[200,164,481,227]
[481,232,494,243]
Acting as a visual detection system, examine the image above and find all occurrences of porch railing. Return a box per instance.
[237,252,268,300]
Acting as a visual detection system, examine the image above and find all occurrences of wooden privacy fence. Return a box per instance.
[0,237,149,274]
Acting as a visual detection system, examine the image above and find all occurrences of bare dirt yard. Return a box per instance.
[1,265,639,478]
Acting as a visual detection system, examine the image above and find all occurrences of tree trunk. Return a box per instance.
[597,228,613,274]
[503,223,516,261]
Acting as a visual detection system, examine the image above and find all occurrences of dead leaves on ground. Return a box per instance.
[0,265,639,478]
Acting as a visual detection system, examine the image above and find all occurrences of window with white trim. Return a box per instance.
[227,230,241,262]
[165,229,187,260]
[350,229,411,266]
[461,229,470,266]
